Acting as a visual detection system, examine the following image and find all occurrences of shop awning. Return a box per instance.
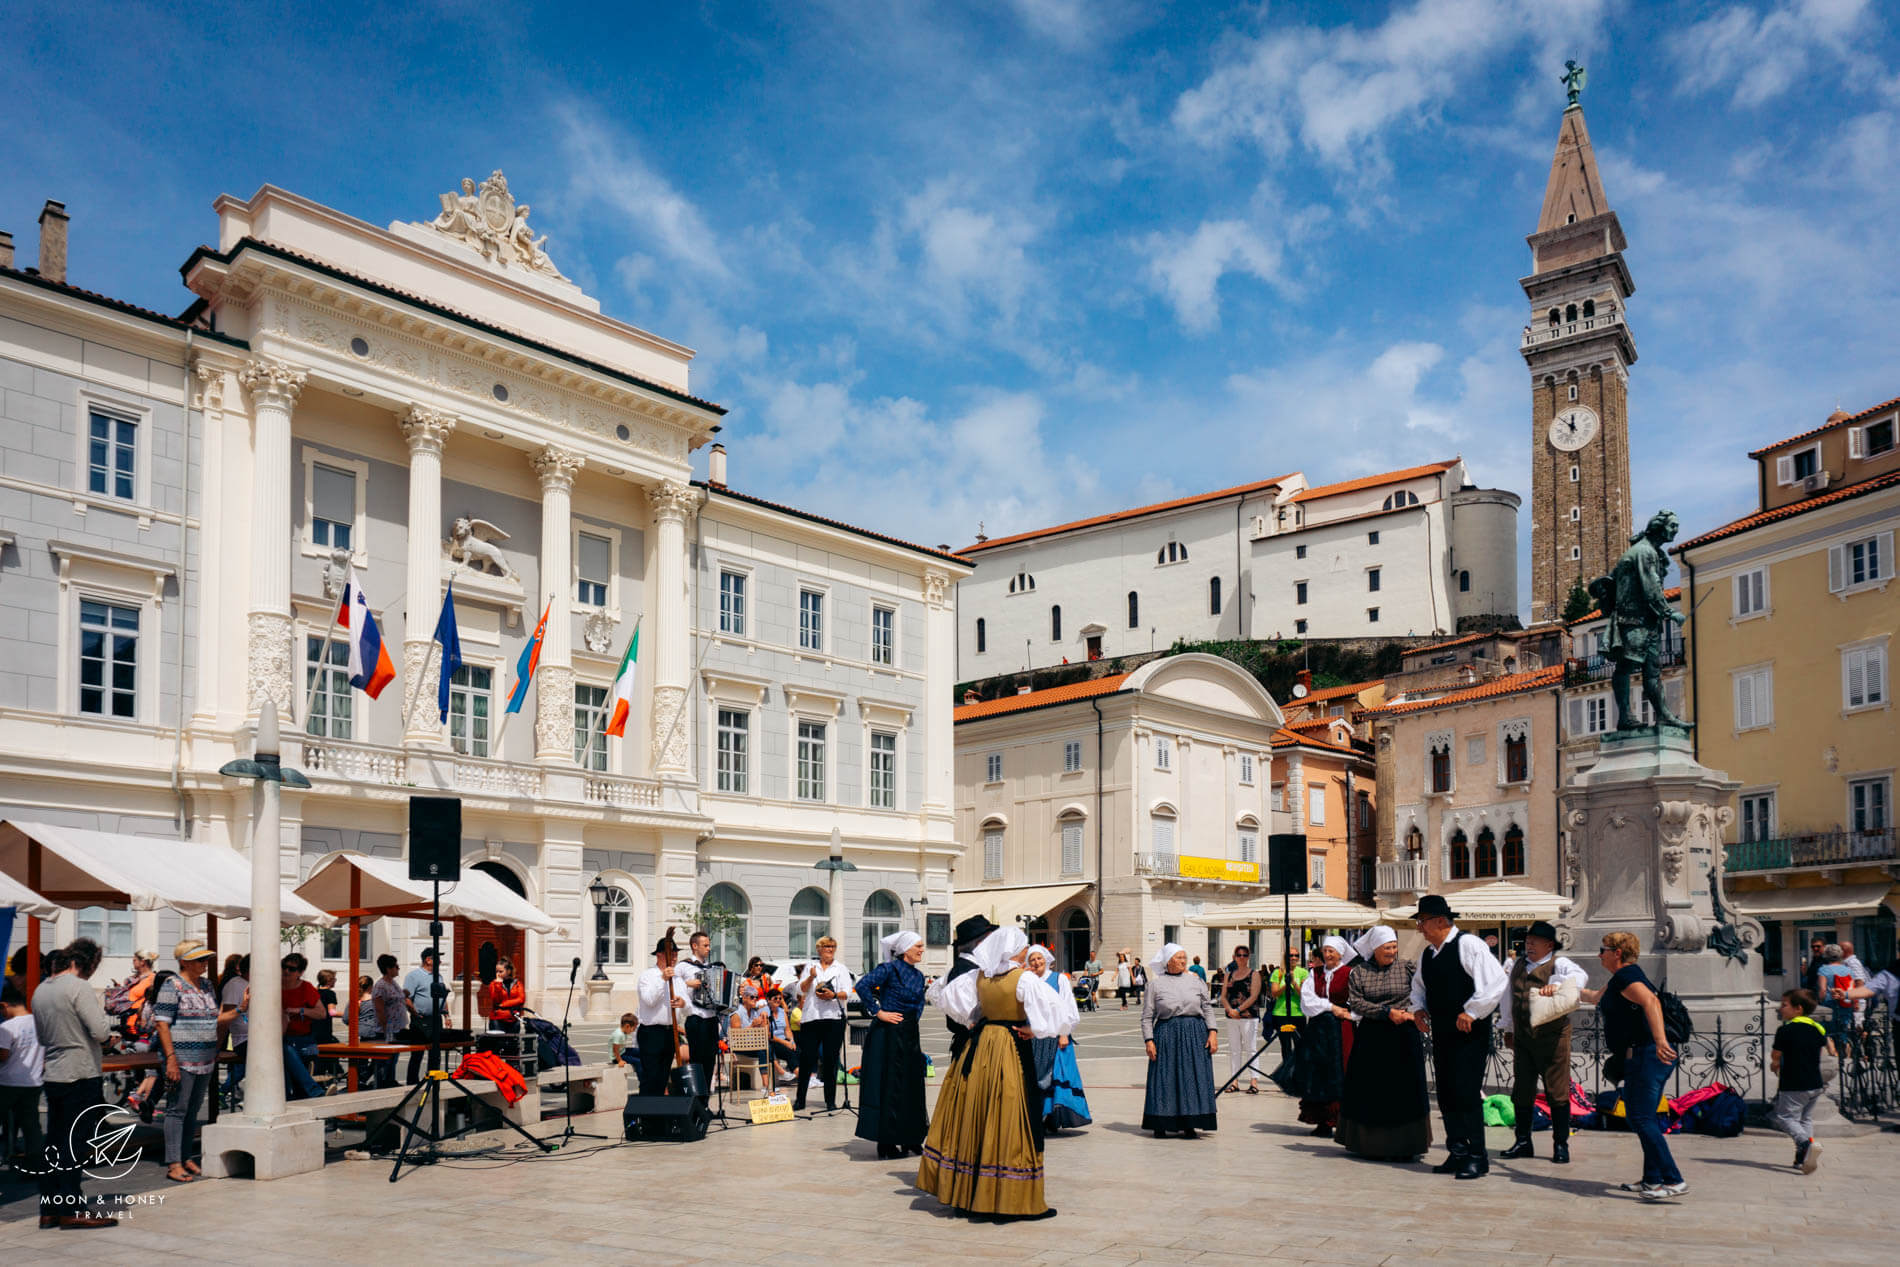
[0,819,332,925]
[0,868,60,920]
[1382,880,1573,925]
[953,882,1091,930]
[1186,892,1380,930]
[1728,883,1896,920]
[294,853,561,934]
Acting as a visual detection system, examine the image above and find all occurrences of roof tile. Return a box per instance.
[1746,395,1900,459]
[955,673,1132,722]
[1287,459,1457,504]
[1364,665,1564,717]
[1676,470,1900,553]
[960,473,1298,554]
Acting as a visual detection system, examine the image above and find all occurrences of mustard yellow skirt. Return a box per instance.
[916,1026,1046,1215]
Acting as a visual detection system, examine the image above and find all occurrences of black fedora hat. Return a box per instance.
[953,914,998,948]
[1525,920,1560,944]
[1414,894,1459,922]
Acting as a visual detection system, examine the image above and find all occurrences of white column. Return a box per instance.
[399,407,456,744]
[236,360,304,719]
[246,704,287,1118]
[921,569,953,812]
[532,445,585,762]
[648,479,696,775]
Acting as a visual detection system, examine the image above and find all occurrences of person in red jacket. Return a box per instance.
[485,958,527,1034]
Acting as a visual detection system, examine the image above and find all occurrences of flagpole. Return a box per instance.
[401,567,462,743]
[301,568,348,735]
[493,593,551,754]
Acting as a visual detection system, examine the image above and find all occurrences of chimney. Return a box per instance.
[1296,668,1313,692]
[0,229,13,269]
[38,201,68,284]
[707,443,727,488]
[1016,684,1033,696]
[962,689,980,706]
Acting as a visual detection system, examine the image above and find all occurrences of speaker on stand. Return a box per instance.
[409,796,463,882]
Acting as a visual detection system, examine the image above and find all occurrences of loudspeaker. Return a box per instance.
[408,796,462,882]
[1267,833,1309,895]
[622,1095,710,1142]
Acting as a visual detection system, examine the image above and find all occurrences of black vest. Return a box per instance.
[1422,931,1476,1020]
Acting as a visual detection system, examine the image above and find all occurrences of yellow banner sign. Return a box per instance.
[749,1095,796,1125]
[1178,855,1260,883]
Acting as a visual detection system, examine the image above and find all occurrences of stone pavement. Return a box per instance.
[6,1071,1894,1264]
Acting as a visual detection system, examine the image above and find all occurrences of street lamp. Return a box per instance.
[587,874,612,981]
[815,827,856,962]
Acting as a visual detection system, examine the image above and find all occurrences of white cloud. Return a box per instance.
[900,179,1041,330]
[1140,219,1288,333]
[553,102,729,277]
[1670,0,1878,108]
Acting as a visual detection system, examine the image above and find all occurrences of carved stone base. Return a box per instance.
[247,612,294,719]
[651,684,688,773]
[536,665,575,762]
[402,640,445,745]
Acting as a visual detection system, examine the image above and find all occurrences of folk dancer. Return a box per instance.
[1337,925,1433,1161]
[856,931,930,1158]
[1407,894,1507,1180]
[1295,935,1358,1138]
[1025,946,1091,1132]
[943,915,999,1060]
[632,928,690,1097]
[1141,943,1219,1138]
[1500,920,1589,1164]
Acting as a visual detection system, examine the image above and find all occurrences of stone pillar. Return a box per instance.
[648,480,697,776]
[398,407,456,744]
[237,360,305,719]
[532,445,585,763]
[1285,750,1306,832]
[922,569,953,812]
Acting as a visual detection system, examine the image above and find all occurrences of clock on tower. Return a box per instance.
[1520,73,1637,624]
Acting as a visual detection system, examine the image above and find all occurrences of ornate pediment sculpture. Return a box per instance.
[428,171,568,280]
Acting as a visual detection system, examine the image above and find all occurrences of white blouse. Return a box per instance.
[790,961,856,1022]
[934,968,1064,1039]
[1301,963,1359,1022]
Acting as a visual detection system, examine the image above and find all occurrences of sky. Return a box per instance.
[5,0,1897,609]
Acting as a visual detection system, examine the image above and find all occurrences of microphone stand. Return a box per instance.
[555,956,606,1143]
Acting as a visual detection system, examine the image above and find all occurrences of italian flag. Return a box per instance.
[605,622,641,738]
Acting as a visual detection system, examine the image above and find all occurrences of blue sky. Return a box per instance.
[6,1,1897,604]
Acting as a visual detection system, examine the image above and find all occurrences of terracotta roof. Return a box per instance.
[1298,679,1383,704]
[1675,469,1900,553]
[0,264,249,348]
[1287,716,1343,732]
[1407,630,1492,656]
[1565,585,1680,627]
[959,473,1298,554]
[1287,459,1457,505]
[698,483,971,566]
[1746,395,1900,459]
[955,673,1132,722]
[1270,726,1361,756]
[1365,666,1564,717]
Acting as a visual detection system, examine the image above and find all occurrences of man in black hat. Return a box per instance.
[1406,894,1508,1179]
[943,915,998,1060]
[1500,920,1590,1163]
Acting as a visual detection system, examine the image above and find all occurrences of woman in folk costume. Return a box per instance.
[1024,945,1092,1133]
[1295,935,1358,1137]
[855,930,931,1160]
[1141,942,1219,1138]
[916,927,1063,1221]
[1336,925,1433,1161]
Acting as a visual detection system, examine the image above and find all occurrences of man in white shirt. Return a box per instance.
[1500,921,1591,1165]
[1408,894,1508,1181]
[790,936,854,1112]
[678,931,723,1090]
[632,929,690,1098]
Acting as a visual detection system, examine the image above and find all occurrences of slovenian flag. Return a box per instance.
[505,599,550,715]
[339,568,395,699]
[604,620,641,738]
[433,584,464,723]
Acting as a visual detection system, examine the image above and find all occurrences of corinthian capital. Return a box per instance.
[531,444,586,491]
[923,569,950,609]
[399,405,458,455]
[649,478,698,525]
[238,359,307,411]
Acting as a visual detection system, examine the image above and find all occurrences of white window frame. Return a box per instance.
[75,389,153,511]
[869,602,897,667]
[717,566,749,638]
[1425,731,1455,795]
[1310,852,1327,891]
[1732,567,1768,620]
[1732,664,1774,733]
[983,825,1005,882]
[798,586,827,653]
[1569,464,1581,483]
[1059,816,1085,876]
[868,728,898,810]
[716,706,750,794]
[795,718,828,802]
[1307,784,1326,826]
[1237,823,1259,865]
[1848,774,1891,833]
[985,752,1003,784]
[573,680,610,770]
[1569,546,1581,560]
[1776,444,1822,485]
[1239,753,1255,785]
[446,659,496,757]
[298,446,368,566]
[1738,788,1777,843]
[571,521,622,617]
[1063,740,1083,774]
[1841,638,1889,714]
[1498,718,1532,786]
[1151,809,1177,853]
[304,633,353,740]
[52,543,170,728]
[1829,532,1894,595]
[1848,415,1895,460]
[1584,695,1610,735]
[1155,735,1172,770]
[75,595,142,722]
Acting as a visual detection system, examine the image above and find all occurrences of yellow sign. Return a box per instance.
[749,1094,796,1125]
[1178,855,1260,883]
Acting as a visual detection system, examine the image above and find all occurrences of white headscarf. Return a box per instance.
[972,926,1028,977]
[881,930,923,962]
[1354,926,1397,959]
[1024,944,1058,977]
[1321,935,1358,965]
[1148,942,1185,976]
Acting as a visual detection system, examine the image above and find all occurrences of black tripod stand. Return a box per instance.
[551,957,607,1145]
[388,881,552,1181]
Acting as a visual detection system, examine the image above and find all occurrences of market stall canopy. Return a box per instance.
[295,853,561,934]
[1382,880,1573,925]
[1727,882,1895,921]
[0,867,60,921]
[1186,892,1380,930]
[0,819,332,925]
[953,882,1091,931]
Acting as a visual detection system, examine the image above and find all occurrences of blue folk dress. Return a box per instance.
[1039,970,1092,1131]
[854,957,930,1157]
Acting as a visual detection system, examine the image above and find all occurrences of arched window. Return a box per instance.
[1050,605,1061,642]
[598,885,635,965]
[1547,308,1560,327]
[1404,825,1423,860]
[1429,740,1452,793]
[1151,808,1177,854]
[1582,298,1596,318]
[1063,908,1092,974]
[1475,827,1499,877]
[1503,824,1526,877]
[861,889,903,971]
[1209,576,1221,615]
[702,882,749,967]
[1155,541,1188,565]
[1127,591,1139,629]
[1459,570,1471,592]
[1059,813,1085,875]
[1449,828,1470,880]
[1008,572,1035,593]
[1382,490,1419,510]
[788,886,829,958]
[975,618,986,654]
[1565,303,1578,322]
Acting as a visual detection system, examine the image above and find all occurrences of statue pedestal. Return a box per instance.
[584,977,615,1022]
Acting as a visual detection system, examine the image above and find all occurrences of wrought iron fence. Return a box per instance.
[1724,828,1898,873]
[1836,1000,1898,1121]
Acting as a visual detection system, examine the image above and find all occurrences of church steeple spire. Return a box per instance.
[1536,103,1612,236]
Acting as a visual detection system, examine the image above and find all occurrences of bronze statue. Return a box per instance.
[1587,510,1688,731]
[1562,60,1587,106]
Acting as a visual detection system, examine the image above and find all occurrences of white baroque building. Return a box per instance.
[956,459,1518,680]
[1,176,969,1010]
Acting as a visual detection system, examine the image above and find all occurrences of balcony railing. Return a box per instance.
[298,738,408,786]
[1521,309,1623,348]
[582,774,664,810]
[1725,829,1898,873]
[452,756,545,800]
[1376,858,1430,895]
[1565,645,1686,686]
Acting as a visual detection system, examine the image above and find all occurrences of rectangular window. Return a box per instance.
[1733,568,1767,618]
[1294,619,1307,635]
[1295,581,1308,605]
[1295,544,1307,560]
[1358,793,1372,829]
[1733,666,1773,732]
[1569,464,1581,483]
[1832,533,1893,591]
[796,720,827,801]
[447,665,493,757]
[1310,854,1326,891]
[1584,696,1610,734]
[87,411,137,501]
[310,462,356,552]
[1504,734,1529,783]
[984,828,1003,882]
[573,683,609,770]
[716,708,749,793]
[1740,792,1775,843]
[1061,819,1084,875]
[1155,736,1172,770]
[718,570,747,636]
[1843,644,1888,711]
[1063,740,1082,773]
[1307,785,1325,826]
[1367,568,1381,592]
[869,730,897,809]
[1791,446,1819,480]
[871,605,895,666]
[1850,776,1890,832]
[321,923,371,963]
[799,589,824,651]
[305,635,352,739]
[75,907,135,958]
[1272,783,1286,812]
[985,752,1002,783]
[1152,815,1175,852]
[1859,417,1895,457]
[1429,745,1451,794]
[576,531,612,608]
[1238,829,1258,865]
[1367,530,1379,545]
[77,598,138,718]
[1239,754,1255,784]
[1367,607,1379,623]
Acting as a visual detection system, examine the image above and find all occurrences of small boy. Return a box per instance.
[611,1012,637,1067]
[1768,988,1829,1174]
[0,984,45,1169]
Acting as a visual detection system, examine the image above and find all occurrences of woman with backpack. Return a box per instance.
[1581,931,1684,1200]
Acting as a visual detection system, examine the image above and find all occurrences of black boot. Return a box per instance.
[1500,1135,1535,1160]
[1551,1104,1571,1164]
[1455,1150,1486,1179]
[1432,1135,1465,1173]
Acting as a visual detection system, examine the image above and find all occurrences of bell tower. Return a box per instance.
[1521,67,1636,625]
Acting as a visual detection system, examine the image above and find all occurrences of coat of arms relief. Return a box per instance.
[429,170,567,280]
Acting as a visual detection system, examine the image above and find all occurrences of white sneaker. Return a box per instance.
[808,1076,823,1089]
[1642,1181,1689,1200]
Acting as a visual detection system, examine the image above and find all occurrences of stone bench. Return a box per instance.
[534,1061,628,1116]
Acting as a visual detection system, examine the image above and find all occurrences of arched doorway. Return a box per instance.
[457,860,528,1016]
[861,890,902,972]
[1063,908,1091,973]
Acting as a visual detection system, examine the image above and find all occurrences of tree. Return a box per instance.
[1562,580,1595,623]
[671,895,743,943]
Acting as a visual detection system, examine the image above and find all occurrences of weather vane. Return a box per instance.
[1562,60,1587,106]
